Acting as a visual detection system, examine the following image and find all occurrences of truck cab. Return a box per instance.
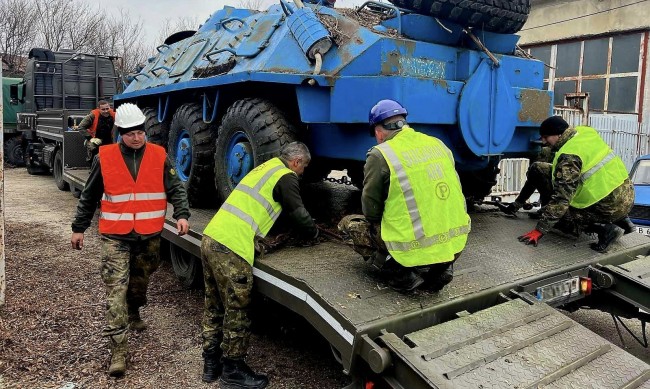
[10,48,119,182]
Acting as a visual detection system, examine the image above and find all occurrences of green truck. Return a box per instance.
[3,76,25,166]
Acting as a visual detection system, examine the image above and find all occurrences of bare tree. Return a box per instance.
[0,0,37,76]
[154,16,201,46]
[238,0,266,10]
[32,0,105,52]
[93,9,150,83]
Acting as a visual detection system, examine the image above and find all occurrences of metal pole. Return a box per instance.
[0,60,6,307]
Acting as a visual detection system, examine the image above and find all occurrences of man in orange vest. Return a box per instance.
[77,100,116,162]
[70,103,190,377]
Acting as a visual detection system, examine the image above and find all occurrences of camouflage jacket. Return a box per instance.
[71,142,191,241]
[536,128,581,233]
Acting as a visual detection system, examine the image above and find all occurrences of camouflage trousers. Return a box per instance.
[201,235,253,359]
[525,163,635,231]
[337,215,457,274]
[100,236,161,338]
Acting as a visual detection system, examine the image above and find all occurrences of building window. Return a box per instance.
[524,32,645,114]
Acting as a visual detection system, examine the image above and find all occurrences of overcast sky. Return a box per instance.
[103,0,366,47]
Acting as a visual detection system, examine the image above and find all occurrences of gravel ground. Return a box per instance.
[0,168,349,389]
[0,167,648,389]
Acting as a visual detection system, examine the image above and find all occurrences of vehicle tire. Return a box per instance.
[143,107,170,148]
[53,149,69,191]
[214,98,297,202]
[346,161,365,189]
[301,158,331,184]
[389,0,530,34]
[169,244,203,289]
[4,135,25,167]
[458,159,500,202]
[168,103,217,207]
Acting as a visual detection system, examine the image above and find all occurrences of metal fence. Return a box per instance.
[490,109,650,198]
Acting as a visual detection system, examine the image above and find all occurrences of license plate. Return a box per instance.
[636,226,650,236]
[535,277,579,303]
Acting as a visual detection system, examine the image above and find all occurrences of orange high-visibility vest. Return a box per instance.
[98,143,167,235]
[89,108,115,138]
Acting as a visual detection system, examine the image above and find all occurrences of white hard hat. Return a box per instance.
[115,103,146,129]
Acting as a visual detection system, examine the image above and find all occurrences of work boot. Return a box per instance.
[614,217,635,235]
[387,267,424,293]
[128,310,147,332]
[108,335,127,377]
[590,224,624,253]
[219,358,269,389]
[202,348,223,383]
[425,264,454,292]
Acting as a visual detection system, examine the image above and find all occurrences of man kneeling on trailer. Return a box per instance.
[339,99,471,293]
[517,116,635,251]
[200,142,318,388]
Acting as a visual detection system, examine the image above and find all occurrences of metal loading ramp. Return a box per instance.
[379,298,650,389]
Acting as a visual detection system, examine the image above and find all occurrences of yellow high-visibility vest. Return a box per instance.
[375,126,470,267]
[552,126,629,208]
[203,158,293,265]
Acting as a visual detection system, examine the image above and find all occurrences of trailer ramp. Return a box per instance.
[378,298,650,389]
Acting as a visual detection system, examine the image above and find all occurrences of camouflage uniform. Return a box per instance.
[530,128,634,234]
[513,147,554,208]
[100,236,161,338]
[72,142,190,373]
[200,160,317,360]
[201,236,253,358]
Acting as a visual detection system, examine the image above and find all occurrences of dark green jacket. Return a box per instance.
[272,159,318,240]
[362,130,402,224]
[77,111,115,146]
[71,142,191,241]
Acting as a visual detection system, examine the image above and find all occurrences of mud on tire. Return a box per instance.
[168,103,217,207]
[214,98,297,202]
[143,107,170,148]
[4,135,25,167]
[389,0,530,34]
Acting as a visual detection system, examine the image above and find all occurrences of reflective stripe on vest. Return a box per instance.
[98,143,168,235]
[89,108,115,138]
[203,158,293,265]
[552,126,629,208]
[375,126,470,267]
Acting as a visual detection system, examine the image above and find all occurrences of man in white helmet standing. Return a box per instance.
[70,103,191,377]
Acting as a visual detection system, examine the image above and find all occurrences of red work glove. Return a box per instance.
[518,229,543,246]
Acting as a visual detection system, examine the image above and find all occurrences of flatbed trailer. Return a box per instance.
[62,151,650,388]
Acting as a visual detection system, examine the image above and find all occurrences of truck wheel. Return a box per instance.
[458,160,500,202]
[4,136,25,167]
[301,159,332,184]
[53,149,69,191]
[169,245,203,289]
[168,103,217,207]
[143,107,170,148]
[214,98,297,202]
[346,162,365,189]
[390,0,530,34]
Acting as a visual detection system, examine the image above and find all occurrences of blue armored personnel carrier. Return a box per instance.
[114,0,551,206]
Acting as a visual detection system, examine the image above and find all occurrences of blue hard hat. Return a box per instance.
[369,99,408,127]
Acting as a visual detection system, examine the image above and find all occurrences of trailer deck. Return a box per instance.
[65,163,650,387]
[164,203,650,388]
